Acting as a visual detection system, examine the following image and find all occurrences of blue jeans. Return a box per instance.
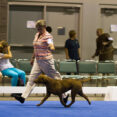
[1,68,26,86]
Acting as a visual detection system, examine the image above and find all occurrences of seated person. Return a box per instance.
[0,40,26,97]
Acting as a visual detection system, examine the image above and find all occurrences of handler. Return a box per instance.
[15,20,69,103]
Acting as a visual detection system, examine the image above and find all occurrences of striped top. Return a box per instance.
[33,31,53,60]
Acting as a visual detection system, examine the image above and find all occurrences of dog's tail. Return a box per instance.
[79,77,91,83]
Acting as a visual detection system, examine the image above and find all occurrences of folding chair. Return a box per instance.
[97,62,117,86]
[77,61,98,86]
[10,59,18,68]
[54,59,59,71]
[17,59,32,79]
[59,60,80,79]
[78,61,97,77]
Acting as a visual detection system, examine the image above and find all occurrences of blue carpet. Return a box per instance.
[0,101,117,117]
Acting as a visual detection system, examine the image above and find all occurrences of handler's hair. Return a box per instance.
[36,20,46,28]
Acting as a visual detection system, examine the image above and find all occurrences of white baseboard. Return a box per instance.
[0,86,107,94]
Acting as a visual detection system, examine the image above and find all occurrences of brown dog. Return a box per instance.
[34,74,91,107]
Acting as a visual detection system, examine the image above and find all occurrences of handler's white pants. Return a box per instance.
[22,58,61,99]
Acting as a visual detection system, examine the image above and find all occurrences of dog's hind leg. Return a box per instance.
[59,94,68,107]
[37,92,51,106]
[78,90,91,105]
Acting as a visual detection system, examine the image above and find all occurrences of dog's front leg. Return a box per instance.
[37,92,51,106]
[59,95,68,108]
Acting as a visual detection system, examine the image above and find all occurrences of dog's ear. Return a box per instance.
[41,75,47,82]
[36,75,46,83]
[34,75,44,84]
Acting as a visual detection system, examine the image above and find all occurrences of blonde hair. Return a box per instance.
[0,40,8,53]
[97,28,104,34]
[36,20,46,28]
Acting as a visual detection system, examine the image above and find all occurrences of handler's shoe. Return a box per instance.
[63,94,69,104]
[14,95,25,104]
[11,93,22,97]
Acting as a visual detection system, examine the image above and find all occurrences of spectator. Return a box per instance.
[65,30,80,74]
[65,30,80,61]
[92,28,114,61]
[0,40,26,97]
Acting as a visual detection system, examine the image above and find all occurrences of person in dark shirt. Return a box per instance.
[92,28,104,60]
[65,30,80,61]
[65,30,80,75]
[92,28,114,61]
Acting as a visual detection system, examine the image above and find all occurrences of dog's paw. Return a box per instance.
[64,105,71,108]
[36,104,41,106]
[88,101,91,105]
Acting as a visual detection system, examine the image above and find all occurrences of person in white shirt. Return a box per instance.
[0,40,26,96]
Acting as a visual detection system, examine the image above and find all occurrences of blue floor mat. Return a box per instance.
[0,101,117,117]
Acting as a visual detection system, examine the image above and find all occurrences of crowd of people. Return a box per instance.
[0,19,114,104]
